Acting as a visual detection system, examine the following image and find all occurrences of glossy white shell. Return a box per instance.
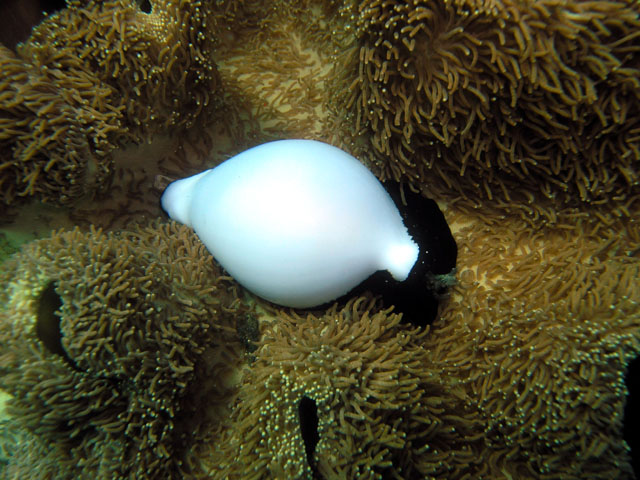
[161,139,418,307]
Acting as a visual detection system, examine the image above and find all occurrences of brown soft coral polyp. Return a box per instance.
[339,0,640,219]
[0,0,220,212]
[0,221,246,479]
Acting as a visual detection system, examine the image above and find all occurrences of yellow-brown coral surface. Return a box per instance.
[203,207,640,478]
[0,0,639,478]
[0,0,220,212]
[334,0,640,223]
[208,298,485,479]
[0,222,246,479]
[428,209,640,479]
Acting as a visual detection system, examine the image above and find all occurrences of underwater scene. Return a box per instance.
[1,0,640,478]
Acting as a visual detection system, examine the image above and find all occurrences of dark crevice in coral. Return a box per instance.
[298,395,321,478]
[138,0,152,14]
[35,281,75,367]
[624,354,640,478]
[0,0,66,50]
[342,182,457,328]
[40,0,66,15]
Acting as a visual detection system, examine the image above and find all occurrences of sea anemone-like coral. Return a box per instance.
[424,206,640,478]
[207,297,484,479]
[335,0,640,222]
[0,0,220,212]
[201,202,640,480]
[1,0,639,478]
[0,221,247,479]
[202,209,640,480]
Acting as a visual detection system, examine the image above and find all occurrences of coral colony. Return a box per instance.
[0,0,639,479]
